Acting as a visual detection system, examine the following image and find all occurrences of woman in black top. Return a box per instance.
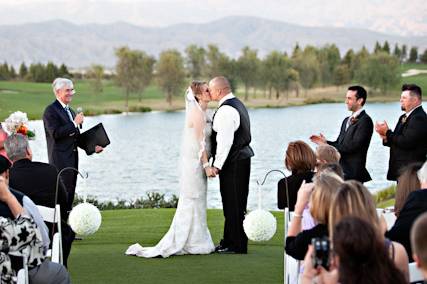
[278,140,316,210]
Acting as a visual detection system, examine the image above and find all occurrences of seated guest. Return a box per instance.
[0,170,70,283]
[0,155,50,251]
[316,163,344,179]
[411,212,427,281]
[387,160,427,262]
[4,134,74,267]
[394,162,422,217]
[315,144,340,166]
[278,140,316,210]
[330,181,409,279]
[285,171,343,260]
[301,217,407,284]
[0,124,7,158]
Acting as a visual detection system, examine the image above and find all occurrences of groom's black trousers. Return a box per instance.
[219,157,251,253]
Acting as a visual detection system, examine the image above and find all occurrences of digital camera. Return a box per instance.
[311,237,330,270]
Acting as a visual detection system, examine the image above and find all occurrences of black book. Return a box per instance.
[78,123,110,155]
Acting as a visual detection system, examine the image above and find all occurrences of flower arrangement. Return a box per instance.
[68,203,102,236]
[243,209,277,242]
[2,111,35,139]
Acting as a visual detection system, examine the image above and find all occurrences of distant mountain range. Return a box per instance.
[1,16,426,68]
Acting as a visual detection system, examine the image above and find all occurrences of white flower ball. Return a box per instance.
[243,209,277,242]
[69,203,102,236]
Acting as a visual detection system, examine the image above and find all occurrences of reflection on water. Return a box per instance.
[28,102,425,210]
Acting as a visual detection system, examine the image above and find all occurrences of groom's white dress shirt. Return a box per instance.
[213,93,240,170]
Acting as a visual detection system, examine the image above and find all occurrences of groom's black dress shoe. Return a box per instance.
[216,247,237,254]
[215,244,226,252]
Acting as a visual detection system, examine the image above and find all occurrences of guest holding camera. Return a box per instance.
[285,171,343,260]
[301,217,407,284]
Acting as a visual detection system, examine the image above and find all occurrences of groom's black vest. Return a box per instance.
[211,97,254,168]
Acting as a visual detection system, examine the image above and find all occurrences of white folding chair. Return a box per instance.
[16,247,30,284]
[409,262,424,283]
[36,204,63,264]
[284,208,300,284]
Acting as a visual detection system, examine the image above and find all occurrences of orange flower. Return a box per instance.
[17,125,28,135]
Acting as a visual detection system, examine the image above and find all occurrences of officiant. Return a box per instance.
[42,78,104,211]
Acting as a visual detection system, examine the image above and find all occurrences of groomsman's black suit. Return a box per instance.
[212,97,254,253]
[43,99,80,211]
[8,158,75,267]
[327,110,373,182]
[384,106,427,181]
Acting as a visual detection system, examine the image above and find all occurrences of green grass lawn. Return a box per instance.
[68,209,284,284]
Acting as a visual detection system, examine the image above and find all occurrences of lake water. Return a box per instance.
[27,102,426,210]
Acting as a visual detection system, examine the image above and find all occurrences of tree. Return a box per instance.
[156,49,186,105]
[28,63,46,82]
[342,49,355,79]
[236,46,259,101]
[45,62,59,82]
[86,64,104,96]
[19,62,28,79]
[374,41,382,53]
[333,64,351,87]
[318,44,340,86]
[293,46,320,93]
[185,45,206,79]
[135,52,156,101]
[409,47,418,63]
[115,47,154,111]
[356,52,400,94]
[393,43,401,60]
[9,66,16,79]
[382,41,390,54]
[0,62,10,80]
[401,44,407,62]
[291,43,301,59]
[58,63,70,77]
[420,49,427,64]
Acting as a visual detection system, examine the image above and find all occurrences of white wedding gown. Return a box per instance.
[126,106,215,258]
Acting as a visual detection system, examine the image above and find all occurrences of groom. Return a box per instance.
[208,76,254,254]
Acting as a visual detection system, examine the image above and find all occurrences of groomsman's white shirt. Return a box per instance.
[213,93,240,170]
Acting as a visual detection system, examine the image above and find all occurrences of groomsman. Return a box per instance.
[310,86,373,183]
[375,84,427,181]
[207,76,254,254]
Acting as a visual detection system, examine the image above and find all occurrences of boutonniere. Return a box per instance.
[350,116,359,125]
[401,115,407,124]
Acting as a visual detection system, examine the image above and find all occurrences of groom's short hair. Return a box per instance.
[210,76,230,91]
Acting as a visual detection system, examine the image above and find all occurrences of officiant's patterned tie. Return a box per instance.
[64,106,74,123]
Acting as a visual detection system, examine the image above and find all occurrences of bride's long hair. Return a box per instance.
[190,81,207,103]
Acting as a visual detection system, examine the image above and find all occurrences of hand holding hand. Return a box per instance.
[310,133,327,145]
[74,112,84,126]
[95,145,103,154]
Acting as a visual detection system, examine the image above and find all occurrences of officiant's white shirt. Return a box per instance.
[213,93,240,170]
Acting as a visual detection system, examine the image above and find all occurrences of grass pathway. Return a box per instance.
[68,209,284,284]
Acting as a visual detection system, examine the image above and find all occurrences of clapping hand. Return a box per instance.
[95,145,103,154]
[294,180,314,214]
[310,133,327,145]
[375,120,389,137]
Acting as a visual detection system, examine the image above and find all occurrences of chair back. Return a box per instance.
[409,262,424,283]
[36,204,63,264]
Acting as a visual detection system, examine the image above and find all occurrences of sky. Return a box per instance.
[0,0,426,36]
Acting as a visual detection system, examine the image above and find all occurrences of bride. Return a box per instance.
[125,81,215,258]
